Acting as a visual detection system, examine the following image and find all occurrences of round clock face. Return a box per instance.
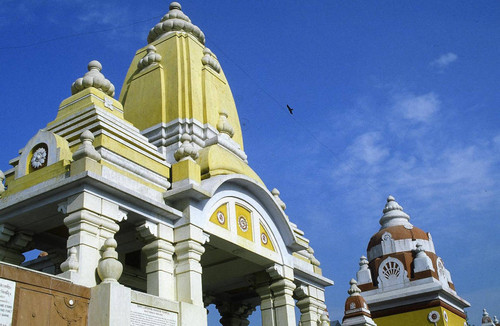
[31,147,47,169]
[216,211,225,224]
[261,233,268,245]
[238,216,248,232]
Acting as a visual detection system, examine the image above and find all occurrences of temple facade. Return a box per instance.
[0,2,332,325]
[350,196,470,326]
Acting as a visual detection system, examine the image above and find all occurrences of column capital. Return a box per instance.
[216,300,256,326]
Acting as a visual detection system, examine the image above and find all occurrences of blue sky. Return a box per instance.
[1,1,499,324]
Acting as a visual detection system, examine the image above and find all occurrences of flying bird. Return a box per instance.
[287,105,294,115]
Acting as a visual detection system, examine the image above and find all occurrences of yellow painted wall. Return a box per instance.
[374,306,465,326]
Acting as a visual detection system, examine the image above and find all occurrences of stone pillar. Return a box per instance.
[255,285,275,326]
[270,278,297,326]
[295,285,327,326]
[174,224,207,326]
[216,301,255,326]
[174,224,205,305]
[0,225,32,265]
[60,193,126,287]
[137,221,175,300]
[264,265,297,326]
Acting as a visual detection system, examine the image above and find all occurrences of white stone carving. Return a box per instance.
[147,2,205,45]
[174,133,199,162]
[15,130,72,179]
[379,195,413,229]
[138,45,162,70]
[201,48,221,73]
[57,202,68,214]
[60,247,79,273]
[348,278,361,296]
[436,257,451,289]
[71,60,115,97]
[381,232,396,255]
[72,130,102,162]
[97,238,123,283]
[356,255,373,285]
[377,257,409,290]
[307,246,321,267]
[320,311,330,326]
[104,97,114,110]
[271,188,287,211]
[413,243,435,273]
[136,221,158,242]
[216,110,234,138]
[30,147,47,169]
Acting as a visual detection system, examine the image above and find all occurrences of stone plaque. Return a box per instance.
[0,279,15,326]
[130,303,177,326]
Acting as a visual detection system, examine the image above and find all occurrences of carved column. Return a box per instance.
[137,221,175,300]
[271,278,297,326]
[174,224,207,306]
[255,285,275,326]
[60,193,126,287]
[295,285,327,326]
[266,265,297,326]
[173,223,208,326]
[216,301,256,326]
[174,239,205,305]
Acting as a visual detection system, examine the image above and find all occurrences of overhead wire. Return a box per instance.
[0,13,379,192]
[209,39,380,192]
[0,16,161,50]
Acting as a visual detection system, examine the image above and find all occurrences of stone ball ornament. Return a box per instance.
[147,2,205,45]
[71,60,115,97]
[97,238,123,283]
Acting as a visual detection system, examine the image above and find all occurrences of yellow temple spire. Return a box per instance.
[120,2,261,183]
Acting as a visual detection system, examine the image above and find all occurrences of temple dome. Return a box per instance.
[367,196,429,251]
[367,225,429,251]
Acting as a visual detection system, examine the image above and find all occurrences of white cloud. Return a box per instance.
[431,52,458,69]
[347,132,389,165]
[393,92,440,122]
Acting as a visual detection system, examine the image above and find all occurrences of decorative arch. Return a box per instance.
[436,257,450,289]
[381,231,396,255]
[377,256,409,290]
[15,130,72,178]
[197,174,306,266]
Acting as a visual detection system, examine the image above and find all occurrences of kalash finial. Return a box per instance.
[71,60,115,97]
[379,195,412,229]
[170,2,181,10]
[347,278,361,296]
[147,2,205,45]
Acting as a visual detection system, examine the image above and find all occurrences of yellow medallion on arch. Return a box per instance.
[235,204,253,241]
[209,203,229,230]
[260,223,275,251]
